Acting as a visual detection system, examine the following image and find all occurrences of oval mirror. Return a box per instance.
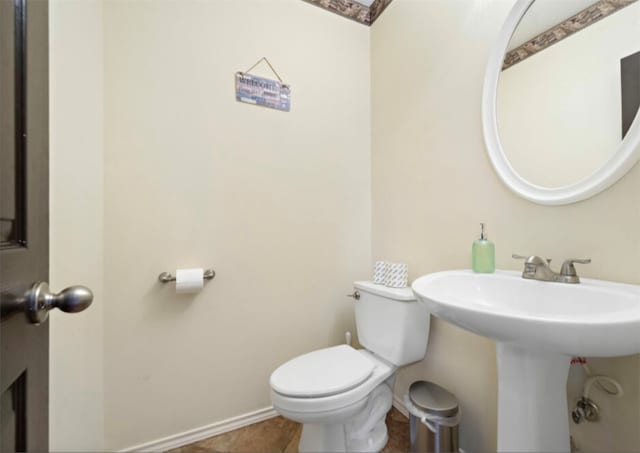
[483,0,640,205]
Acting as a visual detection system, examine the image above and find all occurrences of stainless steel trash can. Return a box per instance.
[407,381,460,453]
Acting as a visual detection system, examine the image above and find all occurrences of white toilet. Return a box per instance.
[270,281,431,452]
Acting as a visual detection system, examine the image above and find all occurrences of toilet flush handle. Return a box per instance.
[346,291,360,301]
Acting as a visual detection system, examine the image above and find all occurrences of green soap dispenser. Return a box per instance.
[472,223,495,273]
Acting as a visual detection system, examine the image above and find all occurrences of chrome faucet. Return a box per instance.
[512,254,591,284]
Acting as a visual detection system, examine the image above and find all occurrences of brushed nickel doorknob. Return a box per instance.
[25,282,93,324]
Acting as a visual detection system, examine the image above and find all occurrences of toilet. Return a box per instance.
[270,281,431,452]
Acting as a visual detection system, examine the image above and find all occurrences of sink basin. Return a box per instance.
[412,270,640,452]
[412,270,640,357]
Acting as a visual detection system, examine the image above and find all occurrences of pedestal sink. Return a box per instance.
[412,270,640,452]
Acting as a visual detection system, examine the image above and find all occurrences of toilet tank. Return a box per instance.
[353,281,430,367]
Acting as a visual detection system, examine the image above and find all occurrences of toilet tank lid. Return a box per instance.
[354,281,416,301]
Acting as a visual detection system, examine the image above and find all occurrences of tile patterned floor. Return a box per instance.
[169,407,410,453]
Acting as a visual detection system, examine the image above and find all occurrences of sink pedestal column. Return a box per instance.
[496,343,571,452]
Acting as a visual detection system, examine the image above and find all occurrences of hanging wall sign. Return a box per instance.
[235,73,291,112]
[235,57,291,112]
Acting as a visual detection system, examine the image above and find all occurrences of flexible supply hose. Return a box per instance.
[581,362,623,398]
[583,375,624,400]
[572,358,623,398]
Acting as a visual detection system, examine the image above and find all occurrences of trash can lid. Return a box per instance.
[409,381,459,417]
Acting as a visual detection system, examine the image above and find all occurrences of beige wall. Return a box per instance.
[49,0,105,451]
[48,0,640,451]
[371,0,640,451]
[102,0,371,449]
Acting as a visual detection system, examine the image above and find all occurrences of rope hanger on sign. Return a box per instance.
[240,57,288,88]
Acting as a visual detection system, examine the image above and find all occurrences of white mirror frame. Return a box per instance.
[482,0,640,205]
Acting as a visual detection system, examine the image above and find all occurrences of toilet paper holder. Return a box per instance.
[158,269,216,283]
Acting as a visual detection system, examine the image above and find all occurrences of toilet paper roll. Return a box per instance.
[373,261,388,285]
[385,263,408,288]
[175,268,204,294]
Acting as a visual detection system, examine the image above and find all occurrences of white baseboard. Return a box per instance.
[119,406,278,452]
[392,393,409,418]
[121,396,407,452]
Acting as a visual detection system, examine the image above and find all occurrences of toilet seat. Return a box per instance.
[270,348,395,418]
[270,345,375,398]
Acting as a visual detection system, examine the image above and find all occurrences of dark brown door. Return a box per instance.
[1,0,50,450]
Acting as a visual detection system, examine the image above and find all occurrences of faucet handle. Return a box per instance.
[512,254,551,264]
[560,258,591,276]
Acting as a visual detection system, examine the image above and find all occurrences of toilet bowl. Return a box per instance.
[271,346,396,452]
[270,281,431,452]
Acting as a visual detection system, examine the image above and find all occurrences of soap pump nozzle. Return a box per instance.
[480,223,486,240]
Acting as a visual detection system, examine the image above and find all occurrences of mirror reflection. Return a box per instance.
[497,0,640,188]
